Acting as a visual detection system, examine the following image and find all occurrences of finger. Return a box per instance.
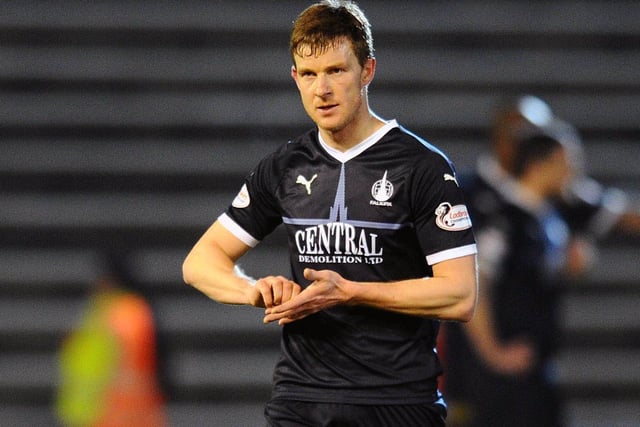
[275,305,315,325]
[283,280,303,302]
[247,286,266,308]
[272,282,283,305]
[263,300,298,322]
[264,309,302,325]
[303,268,317,281]
[303,268,332,284]
[263,309,289,324]
[263,313,293,325]
[280,282,293,303]
[292,283,302,297]
[255,279,274,308]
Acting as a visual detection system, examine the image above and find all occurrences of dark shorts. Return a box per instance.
[264,399,446,427]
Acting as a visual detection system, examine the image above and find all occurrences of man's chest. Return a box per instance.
[276,161,414,224]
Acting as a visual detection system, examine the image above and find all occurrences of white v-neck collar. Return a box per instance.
[318,120,398,163]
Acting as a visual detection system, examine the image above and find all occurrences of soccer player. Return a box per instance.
[182,1,478,425]
[442,127,577,427]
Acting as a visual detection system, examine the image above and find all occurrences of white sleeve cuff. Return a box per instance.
[218,213,260,247]
[426,244,477,266]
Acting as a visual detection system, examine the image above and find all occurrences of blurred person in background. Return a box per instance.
[442,126,578,427]
[441,94,640,426]
[55,252,167,427]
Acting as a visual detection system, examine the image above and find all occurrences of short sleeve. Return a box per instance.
[411,151,477,265]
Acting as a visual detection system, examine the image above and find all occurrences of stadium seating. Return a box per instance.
[0,1,638,425]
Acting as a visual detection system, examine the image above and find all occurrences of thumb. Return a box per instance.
[303,268,319,281]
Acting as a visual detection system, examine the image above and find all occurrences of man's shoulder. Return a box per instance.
[255,129,317,167]
[268,128,318,158]
[377,127,457,176]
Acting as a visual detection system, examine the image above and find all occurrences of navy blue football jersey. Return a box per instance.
[220,120,476,405]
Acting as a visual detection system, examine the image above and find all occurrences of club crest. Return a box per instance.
[370,170,394,206]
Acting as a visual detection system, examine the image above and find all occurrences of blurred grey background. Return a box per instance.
[0,1,639,426]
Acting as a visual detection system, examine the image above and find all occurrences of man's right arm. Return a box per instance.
[182,220,300,309]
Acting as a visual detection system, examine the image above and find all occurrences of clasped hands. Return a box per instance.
[249,268,350,325]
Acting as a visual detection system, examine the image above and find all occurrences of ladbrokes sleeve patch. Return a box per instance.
[435,202,472,231]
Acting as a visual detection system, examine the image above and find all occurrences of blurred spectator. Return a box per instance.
[441,94,639,426]
[442,126,578,427]
[55,253,167,427]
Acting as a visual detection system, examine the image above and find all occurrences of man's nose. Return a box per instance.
[314,74,331,96]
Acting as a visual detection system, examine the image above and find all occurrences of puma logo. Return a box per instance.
[296,174,318,195]
[444,173,459,187]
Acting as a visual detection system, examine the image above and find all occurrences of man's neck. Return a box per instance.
[320,113,385,152]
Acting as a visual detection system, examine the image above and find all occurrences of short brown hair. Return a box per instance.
[290,0,374,67]
[512,132,563,177]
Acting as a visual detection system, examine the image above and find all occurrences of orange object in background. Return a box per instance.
[56,276,167,427]
[95,291,167,427]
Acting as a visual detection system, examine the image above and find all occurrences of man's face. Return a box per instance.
[542,147,574,198]
[291,39,374,138]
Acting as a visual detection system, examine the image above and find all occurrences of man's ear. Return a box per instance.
[291,65,299,86]
[362,57,376,86]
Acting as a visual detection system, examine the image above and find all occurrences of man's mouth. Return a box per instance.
[317,104,337,112]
